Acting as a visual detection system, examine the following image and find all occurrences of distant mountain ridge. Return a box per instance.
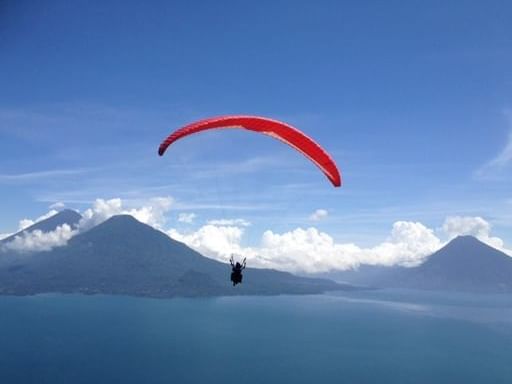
[381,236,512,292]
[0,213,346,297]
[323,236,512,293]
[0,209,82,245]
[3,210,509,296]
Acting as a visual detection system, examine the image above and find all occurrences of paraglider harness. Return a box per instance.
[230,256,246,286]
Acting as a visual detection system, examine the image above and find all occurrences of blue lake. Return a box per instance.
[1,290,512,384]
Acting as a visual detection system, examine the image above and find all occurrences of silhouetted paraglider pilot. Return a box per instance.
[230,255,246,286]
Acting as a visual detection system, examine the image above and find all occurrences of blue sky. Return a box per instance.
[1,0,511,263]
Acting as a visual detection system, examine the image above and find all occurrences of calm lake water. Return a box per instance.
[1,290,512,384]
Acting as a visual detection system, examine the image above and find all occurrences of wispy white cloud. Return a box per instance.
[475,127,512,180]
[178,212,197,224]
[184,155,305,180]
[0,103,171,142]
[309,209,328,221]
[206,218,251,227]
[173,202,277,211]
[49,202,66,210]
[0,168,90,183]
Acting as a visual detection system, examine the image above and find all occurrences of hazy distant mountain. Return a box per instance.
[0,209,82,245]
[322,236,512,293]
[0,214,346,297]
[383,236,512,292]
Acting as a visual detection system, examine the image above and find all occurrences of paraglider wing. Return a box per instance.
[158,115,341,187]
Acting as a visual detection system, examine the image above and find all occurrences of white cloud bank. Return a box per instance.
[4,224,76,252]
[169,221,442,273]
[169,217,511,274]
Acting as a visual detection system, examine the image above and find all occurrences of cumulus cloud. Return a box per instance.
[79,197,173,231]
[124,197,172,229]
[369,221,443,267]
[178,213,197,224]
[168,214,512,274]
[3,224,76,252]
[78,198,123,230]
[309,209,328,221]
[168,224,248,263]
[441,216,506,250]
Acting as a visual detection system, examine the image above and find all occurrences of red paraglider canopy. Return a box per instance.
[158,115,341,187]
